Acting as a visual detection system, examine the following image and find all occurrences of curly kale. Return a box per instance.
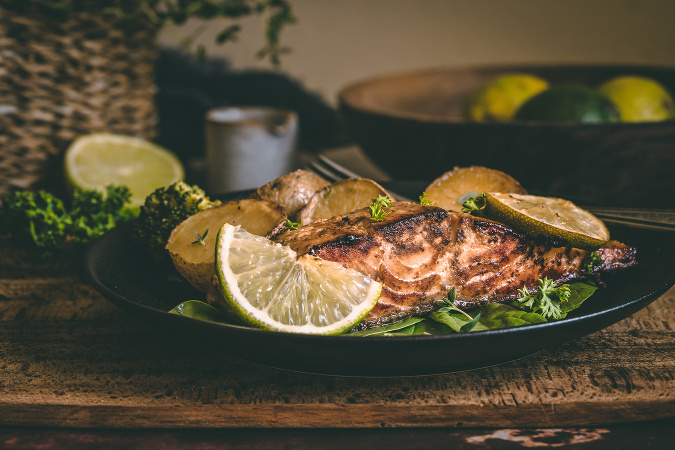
[1,185,135,256]
[133,181,220,262]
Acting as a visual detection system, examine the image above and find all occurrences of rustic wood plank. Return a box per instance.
[0,239,673,428]
[0,291,673,428]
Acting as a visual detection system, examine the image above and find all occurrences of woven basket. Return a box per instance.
[0,5,158,195]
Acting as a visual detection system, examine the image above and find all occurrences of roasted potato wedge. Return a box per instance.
[167,199,286,293]
[296,178,392,224]
[424,166,527,212]
[249,169,330,219]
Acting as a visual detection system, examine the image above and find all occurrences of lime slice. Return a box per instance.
[215,223,382,334]
[484,192,609,249]
[64,134,184,207]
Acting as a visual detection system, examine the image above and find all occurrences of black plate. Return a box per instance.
[84,182,675,376]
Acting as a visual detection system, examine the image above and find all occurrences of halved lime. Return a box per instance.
[484,192,609,249]
[215,224,382,334]
[64,134,184,207]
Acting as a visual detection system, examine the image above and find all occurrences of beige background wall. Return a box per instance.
[158,0,675,105]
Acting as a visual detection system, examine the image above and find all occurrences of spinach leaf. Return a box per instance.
[169,300,228,323]
[429,310,488,333]
[477,303,547,329]
[559,281,598,316]
[349,317,425,336]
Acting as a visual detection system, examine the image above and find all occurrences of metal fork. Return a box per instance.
[306,154,414,202]
[306,154,675,232]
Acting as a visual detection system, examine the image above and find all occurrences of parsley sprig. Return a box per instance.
[369,195,393,221]
[285,218,302,230]
[461,193,486,213]
[418,192,436,206]
[511,278,571,320]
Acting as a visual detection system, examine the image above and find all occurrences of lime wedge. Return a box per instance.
[64,134,184,207]
[484,192,610,249]
[215,224,382,334]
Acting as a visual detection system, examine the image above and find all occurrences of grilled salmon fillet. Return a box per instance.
[273,203,637,329]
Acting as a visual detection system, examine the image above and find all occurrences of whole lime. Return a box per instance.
[598,76,675,122]
[514,86,620,123]
[464,73,549,122]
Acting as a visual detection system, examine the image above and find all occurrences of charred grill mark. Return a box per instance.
[273,204,637,328]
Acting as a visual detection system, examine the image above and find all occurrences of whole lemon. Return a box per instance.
[514,86,620,123]
[598,76,675,122]
[464,73,549,122]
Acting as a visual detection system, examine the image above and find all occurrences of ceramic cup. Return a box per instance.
[205,106,299,194]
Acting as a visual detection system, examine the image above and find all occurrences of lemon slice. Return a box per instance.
[64,134,184,207]
[484,192,609,249]
[215,223,382,334]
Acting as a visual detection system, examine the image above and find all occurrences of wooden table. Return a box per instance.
[1,235,674,435]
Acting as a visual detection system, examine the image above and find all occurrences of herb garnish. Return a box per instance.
[434,288,481,332]
[285,218,302,230]
[192,229,209,245]
[584,251,603,273]
[419,192,436,206]
[511,278,571,320]
[369,195,393,221]
[461,193,487,213]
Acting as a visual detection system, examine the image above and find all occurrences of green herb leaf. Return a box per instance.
[461,193,487,214]
[349,317,425,336]
[419,192,436,206]
[477,303,547,329]
[511,277,571,320]
[285,218,302,230]
[559,281,598,315]
[584,251,603,274]
[169,300,228,323]
[192,228,209,245]
[460,313,482,332]
[369,195,393,221]
[429,310,488,333]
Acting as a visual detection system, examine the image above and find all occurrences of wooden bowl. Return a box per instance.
[338,64,675,207]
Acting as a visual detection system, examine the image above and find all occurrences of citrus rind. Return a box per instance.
[215,224,382,335]
[484,192,610,250]
[64,133,184,207]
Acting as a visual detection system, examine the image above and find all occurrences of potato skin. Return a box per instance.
[296,178,392,224]
[424,166,527,212]
[167,199,286,293]
[249,169,330,219]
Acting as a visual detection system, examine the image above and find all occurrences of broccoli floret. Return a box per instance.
[133,181,220,262]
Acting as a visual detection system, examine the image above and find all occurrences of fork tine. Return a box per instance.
[306,159,345,183]
[307,155,414,202]
[316,154,362,179]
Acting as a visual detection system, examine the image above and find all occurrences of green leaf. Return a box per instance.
[169,300,228,323]
[429,310,488,333]
[418,192,436,206]
[511,278,570,320]
[477,303,547,329]
[285,218,302,230]
[560,281,598,316]
[216,24,241,44]
[461,193,486,214]
[460,313,482,332]
[349,317,424,336]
